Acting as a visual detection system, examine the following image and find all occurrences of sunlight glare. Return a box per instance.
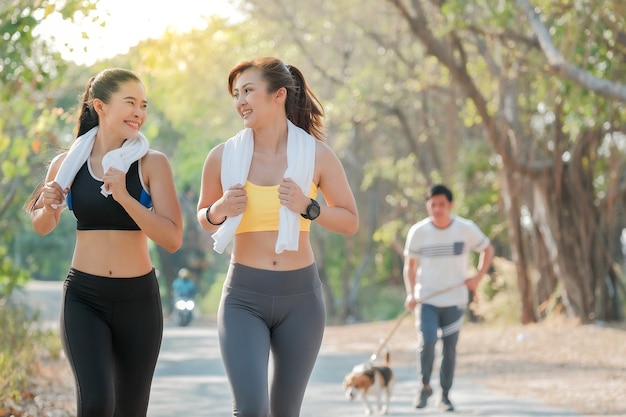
[34,0,241,65]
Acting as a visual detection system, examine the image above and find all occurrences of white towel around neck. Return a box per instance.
[211,120,316,254]
[51,126,149,207]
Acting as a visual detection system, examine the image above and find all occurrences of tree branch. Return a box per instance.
[387,0,552,176]
[516,0,626,102]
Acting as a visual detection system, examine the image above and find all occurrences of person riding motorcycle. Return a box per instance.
[172,268,197,299]
[171,268,197,326]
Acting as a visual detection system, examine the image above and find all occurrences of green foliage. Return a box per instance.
[1,1,99,293]
[358,283,406,322]
[0,246,29,298]
[201,271,227,318]
[19,210,76,280]
[0,301,63,403]
[471,257,521,324]
[0,304,38,402]
[458,141,505,252]
[373,219,409,250]
[0,0,97,103]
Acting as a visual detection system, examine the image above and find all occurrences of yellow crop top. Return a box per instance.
[235,181,318,234]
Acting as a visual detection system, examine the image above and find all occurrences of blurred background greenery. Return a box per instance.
[2,0,625,331]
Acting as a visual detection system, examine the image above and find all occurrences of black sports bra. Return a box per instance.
[67,160,152,230]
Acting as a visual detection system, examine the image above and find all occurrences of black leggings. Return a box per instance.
[218,262,326,417]
[60,268,163,417]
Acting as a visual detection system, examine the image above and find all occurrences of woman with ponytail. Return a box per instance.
[26,68,182,417]
[197,57,359,416]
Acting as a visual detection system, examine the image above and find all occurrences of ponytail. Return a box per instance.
[76,76,98,137]
[285,65,324,141]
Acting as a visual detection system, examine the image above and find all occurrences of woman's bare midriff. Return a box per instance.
[71,230,153,277]
[232,231,315,270]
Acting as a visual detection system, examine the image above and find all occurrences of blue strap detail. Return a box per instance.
[139,189,153,208]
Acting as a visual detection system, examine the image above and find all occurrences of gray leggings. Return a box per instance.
[218,262,326,417]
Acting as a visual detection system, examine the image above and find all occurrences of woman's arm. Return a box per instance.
[29,154,67,236]
[196,144,248,232]
[312,141,359,236]
[196,144,226,232]
[113,150,183,253]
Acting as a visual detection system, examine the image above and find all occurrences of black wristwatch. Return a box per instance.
[301,198,320,221]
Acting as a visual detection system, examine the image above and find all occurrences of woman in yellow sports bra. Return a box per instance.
[197,56,358,417]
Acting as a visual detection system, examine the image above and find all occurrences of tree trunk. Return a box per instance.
[530,128,622,322]
[501,169,536,324]
[533,223,559,318]
[388,0,624,322]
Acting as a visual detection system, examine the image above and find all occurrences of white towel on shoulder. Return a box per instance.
[99,134,149,196]
[211,120,316,254]
[275,122,316,253]
[210,128,255,253]
[51,126,149,207]
[53,126,99,193]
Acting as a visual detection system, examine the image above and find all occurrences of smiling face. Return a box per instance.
[95,80,147,139]
[231,68,284,129]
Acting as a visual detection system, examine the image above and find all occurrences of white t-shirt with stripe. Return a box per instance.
[403,215,490,307]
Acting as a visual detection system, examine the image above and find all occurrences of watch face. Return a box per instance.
[307,200,320,219]
[308,204,320,219]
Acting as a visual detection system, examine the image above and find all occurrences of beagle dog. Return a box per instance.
[343,352,394,415]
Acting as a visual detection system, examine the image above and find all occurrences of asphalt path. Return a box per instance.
[17,280,581,417]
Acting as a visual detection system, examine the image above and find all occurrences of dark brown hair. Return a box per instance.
[227,57,325,141]
[75,68,142,137]
[427,184,454,202]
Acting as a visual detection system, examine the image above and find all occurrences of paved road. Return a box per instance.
[17,280,581,416]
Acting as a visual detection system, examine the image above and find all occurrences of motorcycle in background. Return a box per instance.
[174,297,195,327]
[171,268,197,327]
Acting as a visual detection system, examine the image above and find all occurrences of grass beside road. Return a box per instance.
[0,303,63,416]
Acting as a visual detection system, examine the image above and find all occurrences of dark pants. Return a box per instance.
[417,303,464,395]
[61,268,163,417]
[218,262,326,417]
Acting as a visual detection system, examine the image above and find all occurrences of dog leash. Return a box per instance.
[368,282,466,362]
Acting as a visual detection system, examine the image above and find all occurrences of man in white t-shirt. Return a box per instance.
[403,184,494,412]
